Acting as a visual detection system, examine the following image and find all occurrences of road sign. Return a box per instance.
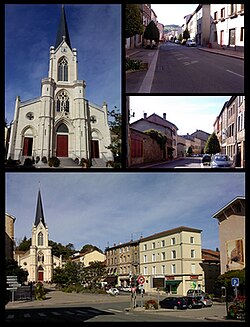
[137,275,145,285]
[231,277,239,287]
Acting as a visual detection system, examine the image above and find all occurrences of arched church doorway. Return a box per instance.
[91,140,99,158]
[23,137,33,156]
[56,123,68,157]
[37,266,44,282]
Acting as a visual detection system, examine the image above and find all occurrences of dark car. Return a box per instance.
[183,296,203,309]
[210,154,233,168]
[159,296,188,310]
[201,154,211,165]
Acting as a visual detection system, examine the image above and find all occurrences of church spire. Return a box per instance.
[34,189,46,227]
[55,4,71,50]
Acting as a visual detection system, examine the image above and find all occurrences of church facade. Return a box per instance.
[7,6,112,165]
[15,189,62,283]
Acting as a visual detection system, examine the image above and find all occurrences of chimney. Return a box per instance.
[144,113,147,119]
[163,113,166,120]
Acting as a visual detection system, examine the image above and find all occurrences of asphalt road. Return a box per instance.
[126,43,244,93]
[5,290,231,323]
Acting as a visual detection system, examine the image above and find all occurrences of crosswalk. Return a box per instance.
[6,307,123,321]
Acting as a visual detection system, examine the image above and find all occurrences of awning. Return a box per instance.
[165,280,182,285]
[103,276,117,283]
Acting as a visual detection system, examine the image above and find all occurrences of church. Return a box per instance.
[15,189,62,283]
[7,5,112,166]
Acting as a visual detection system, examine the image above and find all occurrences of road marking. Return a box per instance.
[38,312,46,317]
[138,49,159,93]
[65,310,75,315]
[51,311,61,315]
[107,308,123,313]
[24,313,31,318]
[226,69,244,78]
[6,314,14,319]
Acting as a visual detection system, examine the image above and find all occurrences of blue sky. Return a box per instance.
[129,96,230,135]
[5,4,121,125]
[6,172,245,252]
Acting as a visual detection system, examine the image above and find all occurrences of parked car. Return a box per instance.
[159,296,188,310]
[174,39,180,44]
[201,154,211,165]
[197,294,213,307]
[186,39,196,47]
[187,289,205,297]
[106,287,119,295]
[210,154,233,168]
[183,296,203,309]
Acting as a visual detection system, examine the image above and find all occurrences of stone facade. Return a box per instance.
[5,213,16,260]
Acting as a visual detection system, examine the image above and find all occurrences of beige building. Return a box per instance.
[105,240,140,287]
[5,213,16,260]
[212,196,245,275]
[139,226,204,295]
[71,250,106,267]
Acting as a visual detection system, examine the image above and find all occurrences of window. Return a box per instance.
[56,90,69,112]
[143,255,147,263]
[152,242,155,249]
[143,266,148,275]
[240,27,244,42]
[191,263,196,274]
[171,250,176,259]
[190,236,194,244]
[171,237,176,245]
[221,7,225,18]
[161,240,165,247]
[58,57,68,81]
[152,266,156,275]
[191,249,195,258]
[143,244,147,251]
[229,28,236,45]
[152,253,156,262]
[162,265,165,274]
[38,232,43,246]
[171,264,176,274]
[161,252,166,260]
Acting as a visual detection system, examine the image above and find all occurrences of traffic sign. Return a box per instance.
[231,278,239,287]
[137,275,145,285]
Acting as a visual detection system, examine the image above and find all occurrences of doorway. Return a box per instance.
[22,137,33,156]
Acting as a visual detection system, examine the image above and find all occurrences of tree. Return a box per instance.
[15,236,31,251]
[81,261,107,288]
[143,21,160,47]
[80,244,103,254]
[125,4,144,39]
[187,146,193,156]
[5,259,28,284]
[107,107,122,168]
[183,28,190,40]
[204,132,221,154]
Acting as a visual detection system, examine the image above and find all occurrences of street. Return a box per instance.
[5,290,229,323]
[126,43,244,93]
[130,156,212,169]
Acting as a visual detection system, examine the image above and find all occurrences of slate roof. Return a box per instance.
[34,189,46,227]
[55,5,72,50]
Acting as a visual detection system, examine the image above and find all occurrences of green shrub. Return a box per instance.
[34,282,46,300]
[48,156,60,167]
[126,57,143,71]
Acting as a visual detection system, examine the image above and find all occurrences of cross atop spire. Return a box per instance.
[55,4,71,50]
[34,189,46,227]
